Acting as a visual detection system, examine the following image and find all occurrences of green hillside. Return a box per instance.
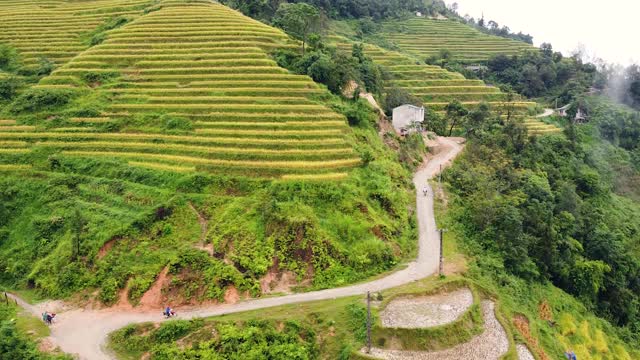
[0,0,416,309]
[381,17,534,63]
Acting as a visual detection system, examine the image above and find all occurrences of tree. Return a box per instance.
[540,43,553,57]
[0,76,21,101]
[383,87,422,115]
[273,3,321,55]
[445,100,468,136]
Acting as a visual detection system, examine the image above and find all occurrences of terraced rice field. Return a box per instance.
[0,0,359,179]
[522,118,562,135]
[381,18,534,63]
[334,38,533,112]
[332,34,560,135]
[0,0,156,69]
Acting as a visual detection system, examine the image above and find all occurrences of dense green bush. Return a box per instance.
[113,318,318,360]
[273,42,383,96]
[0,43,20,72]
[0,75,21,100]
[10,88,76,113]
[445,99,640,345]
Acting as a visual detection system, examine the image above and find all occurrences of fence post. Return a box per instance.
[366,291,372,353]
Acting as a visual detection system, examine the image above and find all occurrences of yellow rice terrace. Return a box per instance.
[1,0,360,179]
[381,17,534,63]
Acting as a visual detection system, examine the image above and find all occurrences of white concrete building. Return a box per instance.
[392,104,425,134]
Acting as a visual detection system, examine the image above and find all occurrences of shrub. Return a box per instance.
[81,71,119,86]
[100,278,120,305]
[0,76,21,100]
[161,114,193,131]
[335,99,376,127]
[384,87,423,114]
[10,88,75,113]
[0,43,20,72]
[152,321,194,342]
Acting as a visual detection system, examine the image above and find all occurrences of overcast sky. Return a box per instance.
[449,0,639,66]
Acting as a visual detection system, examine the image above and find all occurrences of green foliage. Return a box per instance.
[331,98,376,127]
[273,43,383,96]
[0,43,20,72]
[355,17,380,38]
[486,45,597,101]
[81,71,120,86]
[0,75,22,101]
[445,98,640,345]
[346,303,368,343]
[221,0,449,21]
[0,305,71,360]
[383,86,423,114]
[152,320,198,342]
[273,3,321,53]
[10,88,75,113]
[86,16,130,46]
[112,319,319,360]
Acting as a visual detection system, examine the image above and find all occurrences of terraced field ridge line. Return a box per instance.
[9,136,464,360]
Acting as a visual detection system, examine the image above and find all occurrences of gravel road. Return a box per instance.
[517,344,535,360]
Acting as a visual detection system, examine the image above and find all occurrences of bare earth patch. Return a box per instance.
[259,269,298,294]
[366,301,508,360]
[97,237,118,259]
[138,267,170,309]
[37,337,56,353]
[517,344,535,360]
[381,288,473,328]
[224,286,240,304]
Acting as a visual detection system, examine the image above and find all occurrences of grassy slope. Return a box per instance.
[0,0,416,309]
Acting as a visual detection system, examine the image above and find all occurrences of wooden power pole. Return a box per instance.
[366,291,372,353]
[438,229,447,277]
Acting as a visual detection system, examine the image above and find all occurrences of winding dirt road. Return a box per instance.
[536,108,554,118]
[9,136,465,360]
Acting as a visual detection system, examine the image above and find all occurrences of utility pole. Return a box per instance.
[438,228,447,277]
[366,291,372,353]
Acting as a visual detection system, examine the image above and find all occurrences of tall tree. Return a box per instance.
[273,3,321,55]
[445,100,468,136]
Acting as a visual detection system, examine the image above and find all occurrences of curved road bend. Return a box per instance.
[9,136,465,360]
